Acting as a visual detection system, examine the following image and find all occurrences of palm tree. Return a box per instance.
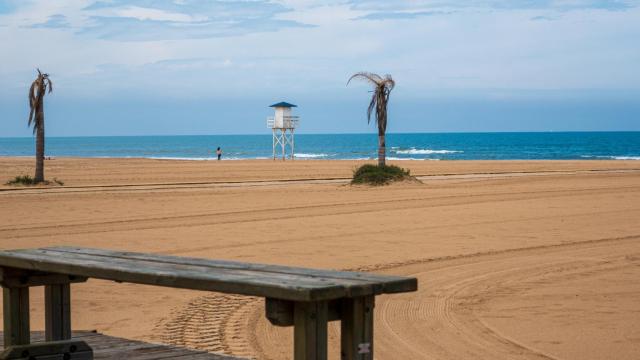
[28,69,53,183]
[348,72,395,167]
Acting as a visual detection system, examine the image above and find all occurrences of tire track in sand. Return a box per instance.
[152,294,261,358]
[152,235,640,359]
[3,184,638,239]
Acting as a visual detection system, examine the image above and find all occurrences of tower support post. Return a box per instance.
[281,129,286,161]
[272,129,276,160]
[291,129,295,160]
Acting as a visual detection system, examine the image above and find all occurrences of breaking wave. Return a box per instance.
[294,153,329,158]
[393,148,462,155]
[581,155,640,160]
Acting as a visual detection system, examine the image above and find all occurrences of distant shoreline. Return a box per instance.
[1,155,639,162]
[2,132,639,161]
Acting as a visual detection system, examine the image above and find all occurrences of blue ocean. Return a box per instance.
[0,132,639,161]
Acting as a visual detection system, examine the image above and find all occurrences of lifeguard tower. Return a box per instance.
[267,101,299,160]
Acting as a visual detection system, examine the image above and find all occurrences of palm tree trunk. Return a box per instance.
[378,132,386,167]
[34,104,45,183]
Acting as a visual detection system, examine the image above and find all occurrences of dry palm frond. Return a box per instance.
[27,69,53,134]
[347,72,395,131]
[347,72,383,87]
[28,81,37,128]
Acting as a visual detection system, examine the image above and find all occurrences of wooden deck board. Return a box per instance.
[0,331,245,360]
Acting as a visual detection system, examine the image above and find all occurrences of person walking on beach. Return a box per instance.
[216,147,222,161]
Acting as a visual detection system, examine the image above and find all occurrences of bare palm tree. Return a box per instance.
[348,72,395,166]
[28,69,53,183]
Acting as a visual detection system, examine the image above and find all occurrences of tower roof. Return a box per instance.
[269,101,297,108]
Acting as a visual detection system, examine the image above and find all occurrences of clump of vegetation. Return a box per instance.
[6,175,37,185]
[351,164,414,186]
[6,175,64,186]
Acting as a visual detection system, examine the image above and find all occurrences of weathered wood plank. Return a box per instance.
[0,332,244,360]
[0,250,347,301]
[0,339,92,360]
[49,247,415,293]
[0,248,417,301]
[45,284,72,341]
[42,250,383,294]
[340,296,374,360]
[294,301,328,360]
[2,288,29,346]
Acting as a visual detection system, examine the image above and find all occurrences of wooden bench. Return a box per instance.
[0,247,417,360]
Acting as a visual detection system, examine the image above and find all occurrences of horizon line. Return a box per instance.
[2,130,640,139]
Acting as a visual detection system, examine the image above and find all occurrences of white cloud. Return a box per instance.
[111,6,208,22]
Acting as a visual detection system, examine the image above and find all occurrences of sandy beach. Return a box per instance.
[1,157,639,359]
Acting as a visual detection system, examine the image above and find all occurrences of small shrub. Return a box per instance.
[5,175,64,186]
[6,175,37,185]
[351,164,413,185]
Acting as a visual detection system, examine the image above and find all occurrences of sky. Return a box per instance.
[1,0,639,137]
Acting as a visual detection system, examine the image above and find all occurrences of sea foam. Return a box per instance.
[393,148,462,155]
[581,155,640,160]
[147,156,269,161]
[387,157,440,161]
[294,153,329,158]
[609,156,640,160]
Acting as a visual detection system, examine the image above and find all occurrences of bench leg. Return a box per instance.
[294,301,328,360]
[45,283,72,341]
[2,287,30,346]
[340,296,374,360]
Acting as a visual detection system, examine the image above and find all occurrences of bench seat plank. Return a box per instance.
[49,247,413,293]
[0,248,417,302]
